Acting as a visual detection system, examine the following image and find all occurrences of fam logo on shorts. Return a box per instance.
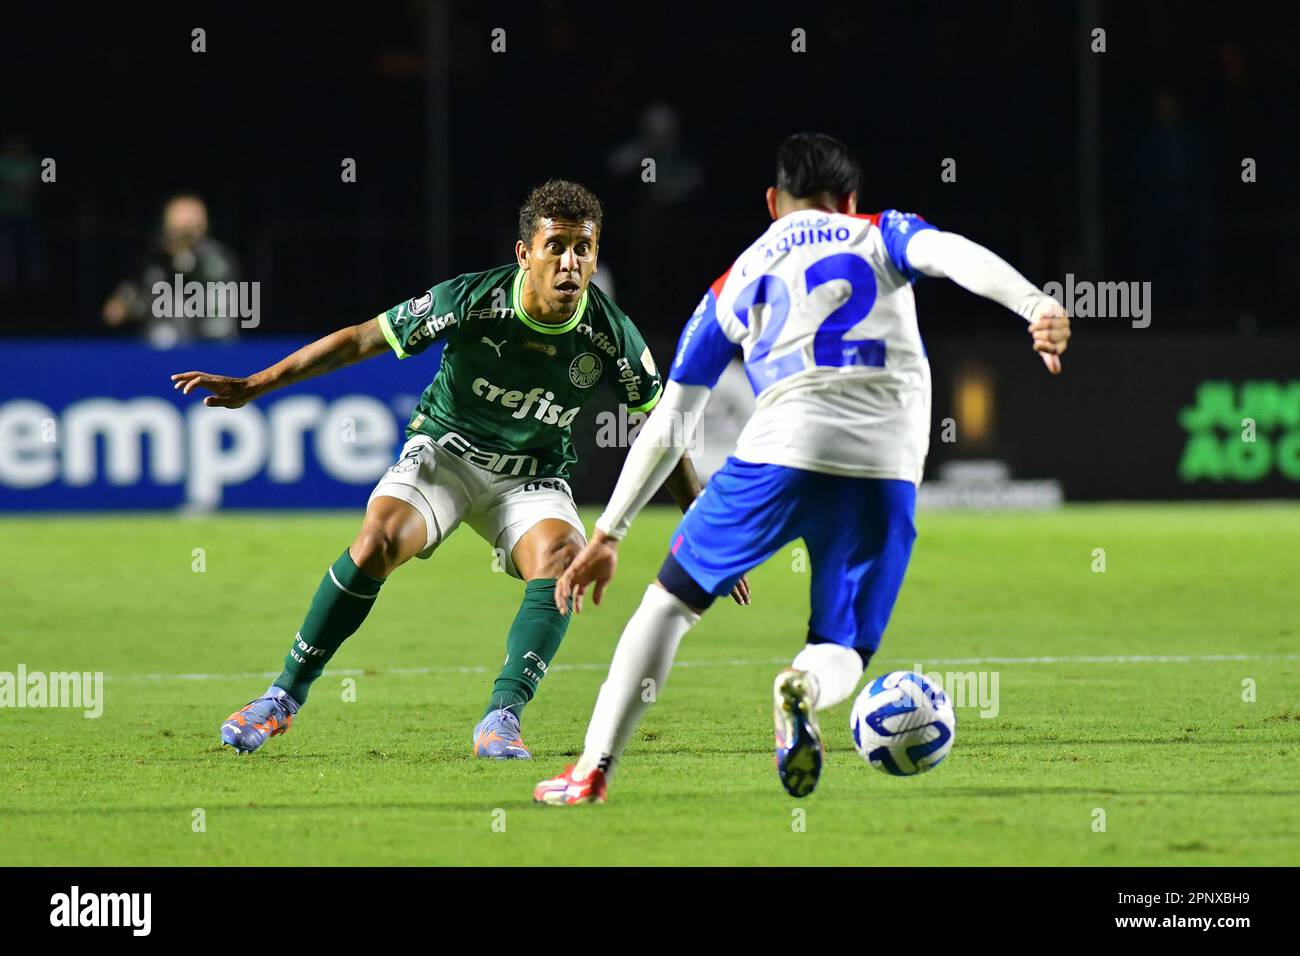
[568,352,602,388]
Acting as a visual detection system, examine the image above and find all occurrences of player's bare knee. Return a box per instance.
[351,526,407,577]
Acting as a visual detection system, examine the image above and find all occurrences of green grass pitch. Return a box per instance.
[1,503,1297,866]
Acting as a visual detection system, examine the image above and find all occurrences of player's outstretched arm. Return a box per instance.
[905,229,1070,373]
[556,381,712,614]
[170,317,390,407]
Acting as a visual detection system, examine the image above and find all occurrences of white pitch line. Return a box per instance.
[101,652,1300,683]
[889,654,1300,665]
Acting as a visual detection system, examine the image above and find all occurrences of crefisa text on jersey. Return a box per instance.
[576,322,618,357]
[616,358,645,404]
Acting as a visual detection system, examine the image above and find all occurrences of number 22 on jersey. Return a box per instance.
[733,252,884,392]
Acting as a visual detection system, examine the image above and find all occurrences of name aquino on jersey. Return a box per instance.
[750,214,854,263]
[762,224,853,258]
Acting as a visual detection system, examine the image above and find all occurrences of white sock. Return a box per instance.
[791,643,864,710]
[574,585,700,779]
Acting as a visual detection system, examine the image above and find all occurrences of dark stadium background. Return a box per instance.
[3,1,1297,503]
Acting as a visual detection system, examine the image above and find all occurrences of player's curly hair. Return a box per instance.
[518,179,604,245]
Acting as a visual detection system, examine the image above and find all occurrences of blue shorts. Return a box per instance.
[663,457,916,655]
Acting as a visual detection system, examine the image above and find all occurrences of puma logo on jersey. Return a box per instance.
[481,336,506,357]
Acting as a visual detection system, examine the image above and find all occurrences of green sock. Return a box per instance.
[484,578,571,719]
[273,548,384,705]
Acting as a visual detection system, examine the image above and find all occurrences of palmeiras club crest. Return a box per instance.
[568,352,602,388]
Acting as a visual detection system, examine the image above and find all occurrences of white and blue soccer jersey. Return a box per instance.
[670,208,937,484]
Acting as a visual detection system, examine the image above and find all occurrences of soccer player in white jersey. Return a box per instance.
[534,133,1070,804]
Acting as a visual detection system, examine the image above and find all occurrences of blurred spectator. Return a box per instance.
[1133,91,1213,319]
[607,103,704,205]
[0,133,46,288]
[606,103,706,317]
[102,194,242,346]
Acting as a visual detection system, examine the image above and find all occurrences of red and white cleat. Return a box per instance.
[534,764,608,806]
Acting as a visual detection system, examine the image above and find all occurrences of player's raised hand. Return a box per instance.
[170,371,258,408]
[556,531,620,615]
[1028,297,1070,374]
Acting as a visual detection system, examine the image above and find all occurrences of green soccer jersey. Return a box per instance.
[376,264,663,480]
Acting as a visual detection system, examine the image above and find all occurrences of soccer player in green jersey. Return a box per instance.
[172,180,748,758]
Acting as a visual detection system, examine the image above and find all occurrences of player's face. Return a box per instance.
[517,219,599,318]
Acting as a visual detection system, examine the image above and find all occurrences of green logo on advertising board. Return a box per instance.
[1178,381,1300,482]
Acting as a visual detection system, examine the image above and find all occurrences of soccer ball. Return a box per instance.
[850,671,956,776]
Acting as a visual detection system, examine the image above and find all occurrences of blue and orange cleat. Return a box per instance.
[473,708,531,759]
[221,688,299,755]
[773,668,823,798]
[533,764,608,805]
